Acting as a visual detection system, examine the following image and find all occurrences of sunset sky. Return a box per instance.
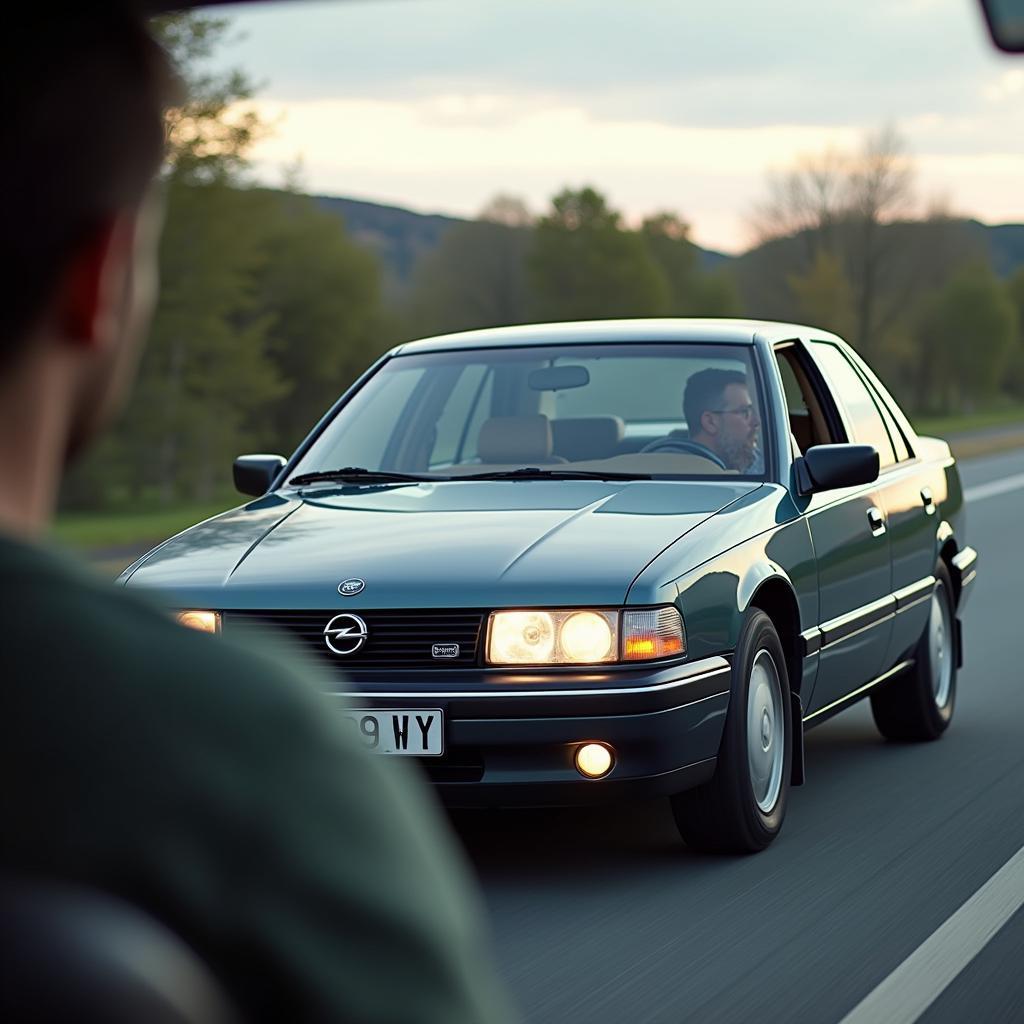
[215,0,1024,253]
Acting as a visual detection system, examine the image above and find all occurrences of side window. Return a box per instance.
[844,349,914,462]
[872,385,911,462]
[810,342,898,468]
[429,364,489,468]
[774,344,838,453]
[455,369,494,464]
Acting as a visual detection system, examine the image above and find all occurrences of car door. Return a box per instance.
[835,344,938,667]
[774,341,893,717]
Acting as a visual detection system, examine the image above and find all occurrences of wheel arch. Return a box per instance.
[740,568,803,699]
[935,520,962,608]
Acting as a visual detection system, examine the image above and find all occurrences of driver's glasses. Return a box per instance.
[713,404,756,420]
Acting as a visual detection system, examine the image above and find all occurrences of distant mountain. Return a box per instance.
[311,193,1023,293]
[969,221,1024,278]
[313,193,733,292]
[313,195,461,290]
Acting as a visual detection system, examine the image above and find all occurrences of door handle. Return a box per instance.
[921,487,936,515]
[867,506,887,537]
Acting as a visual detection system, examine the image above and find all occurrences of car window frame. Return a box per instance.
[839,344,918,463]
[772,339,848,446]
[807,339,912,473]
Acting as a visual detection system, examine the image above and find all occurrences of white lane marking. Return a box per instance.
[838,844,1024,1024]
[964,472,1024,503]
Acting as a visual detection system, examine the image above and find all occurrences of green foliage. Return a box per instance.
[407,219,530,338]
[528,188,669,320]
[113,181,288,503]
[151,13,263,184]
[251,192,386,451]
[787,249,856,339]
[1003,268,1024,398]
[914,266,1019,412]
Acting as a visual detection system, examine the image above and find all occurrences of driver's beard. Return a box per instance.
[721,435,756,472]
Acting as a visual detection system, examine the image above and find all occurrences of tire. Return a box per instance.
[870,561,957,742]
[671,609,792,854]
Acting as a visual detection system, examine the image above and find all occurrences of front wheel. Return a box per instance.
[671,610,792,854]
[870,561,957,741]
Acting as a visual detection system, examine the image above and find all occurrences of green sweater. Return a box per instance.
[0,534,515,1023]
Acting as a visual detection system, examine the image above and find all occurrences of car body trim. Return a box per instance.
[800,627,823,656]
[802,575,935,658]
[803,658,915,724]
[333,654,731,700]
[894,576,936,611]
[819,594,897,647]
[951,545,978,582]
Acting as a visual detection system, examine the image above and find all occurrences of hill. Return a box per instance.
[312,193,733,292]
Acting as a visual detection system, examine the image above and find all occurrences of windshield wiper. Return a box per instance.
[457,467,652,482]
[288,466,440,486]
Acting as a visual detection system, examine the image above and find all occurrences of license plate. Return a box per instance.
[343,709,444,756]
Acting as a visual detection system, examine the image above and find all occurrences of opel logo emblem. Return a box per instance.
[323,613,369,656]
[338,578,365,597]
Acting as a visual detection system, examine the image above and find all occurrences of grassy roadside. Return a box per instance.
[53,498,237,553]
[910,405,1024,438]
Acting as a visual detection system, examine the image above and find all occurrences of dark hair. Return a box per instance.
[0,10,175,367]
[683,368,748,435]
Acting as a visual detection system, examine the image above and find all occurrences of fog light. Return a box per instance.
[575,742,614,779]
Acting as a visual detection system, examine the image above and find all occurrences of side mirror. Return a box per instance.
[795,444,879,495]
[978,0,1024,52]
[233,454,287,497]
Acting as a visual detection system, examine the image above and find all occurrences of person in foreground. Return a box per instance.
[0,10,514,1022]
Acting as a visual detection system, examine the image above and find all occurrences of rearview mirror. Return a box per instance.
[528,365,590,391]
[794,444,879,495]
[234,454,287,497]
[979,0,1024,52]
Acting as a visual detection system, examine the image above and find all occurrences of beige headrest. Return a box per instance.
[477,415,554,464]
[551,416,625,461]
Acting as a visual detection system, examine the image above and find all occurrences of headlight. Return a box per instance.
[487,606,683,665]
[176,610,220,634]
[489,611,557,663]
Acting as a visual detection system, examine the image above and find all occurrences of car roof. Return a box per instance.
[392,318,842,355]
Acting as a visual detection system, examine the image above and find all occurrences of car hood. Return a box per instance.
[125,479,761,609]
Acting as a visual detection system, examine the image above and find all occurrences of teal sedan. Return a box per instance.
[123,319,978,853]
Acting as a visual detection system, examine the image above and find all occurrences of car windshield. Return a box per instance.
[288,342,769,482]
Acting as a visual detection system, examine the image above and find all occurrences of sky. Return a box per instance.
[213,0,1024,253]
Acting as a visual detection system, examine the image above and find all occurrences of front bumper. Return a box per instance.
[334,655,732,806]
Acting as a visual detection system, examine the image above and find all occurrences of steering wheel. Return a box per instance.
[639,437,727,468]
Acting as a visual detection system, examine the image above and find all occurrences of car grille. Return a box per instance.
[221,609,485,669]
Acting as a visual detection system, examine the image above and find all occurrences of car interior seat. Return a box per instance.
[476,414,567,465]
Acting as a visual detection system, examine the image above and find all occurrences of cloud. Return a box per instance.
[222,0,998,126]
[219,0,1023,249]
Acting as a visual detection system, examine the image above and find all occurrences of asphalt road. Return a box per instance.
[450,448,1024,1024]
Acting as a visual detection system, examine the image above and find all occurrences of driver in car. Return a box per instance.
[664,368,762,472]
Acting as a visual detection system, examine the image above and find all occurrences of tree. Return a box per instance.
[741,126,989,401]
[915,266,1018,412]
[1004,268,1024,399]
[119,182,288,502]
[254,192,386,451]
[153,13,264,183]
[527,187,669,321]
[479,194,533,228]
[407,199,531,337]
[641,212,740,316]
[787,250,856,339]
[751,147,848,257]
